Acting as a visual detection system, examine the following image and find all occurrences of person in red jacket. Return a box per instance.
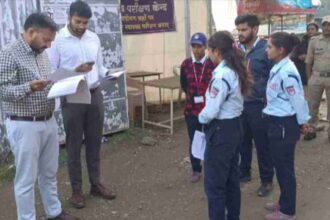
[180,32,215,183]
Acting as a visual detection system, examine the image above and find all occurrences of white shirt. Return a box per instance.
[239,37,260,54]
[47,26,108,89]
[192,54,207,64]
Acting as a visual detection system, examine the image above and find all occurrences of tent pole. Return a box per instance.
[184,0,191,58]
[206,0,213,36]
[268,15,271,36]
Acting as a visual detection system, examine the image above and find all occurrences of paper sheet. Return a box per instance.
[47,75,91,104]
[191,130,206,160]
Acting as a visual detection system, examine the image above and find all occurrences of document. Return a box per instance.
[47,69,125,104]
[191,130,206,160]
[47,75,91,104]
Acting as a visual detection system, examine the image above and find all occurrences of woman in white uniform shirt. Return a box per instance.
[263,32,310,220]
[199,31,253,220]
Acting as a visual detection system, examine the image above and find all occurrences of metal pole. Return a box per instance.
[184,0,191,58]
[170,89,173,134]
[268,15,271,36]
[206,0,213,36]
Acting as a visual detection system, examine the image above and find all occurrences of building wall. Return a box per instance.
[123,0,209,102]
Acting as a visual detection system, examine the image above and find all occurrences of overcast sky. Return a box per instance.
[212,0,238,32]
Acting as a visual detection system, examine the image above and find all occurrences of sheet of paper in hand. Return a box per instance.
[192,130,206,160]
[47,75,91,104]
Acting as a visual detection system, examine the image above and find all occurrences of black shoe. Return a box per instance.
[257,183,273,197]
[240,171,251,183]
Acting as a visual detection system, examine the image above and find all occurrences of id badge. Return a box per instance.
[194,96,204,104]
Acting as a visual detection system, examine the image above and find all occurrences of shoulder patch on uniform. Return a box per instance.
[286,86,296,96]
[210,86,219,98]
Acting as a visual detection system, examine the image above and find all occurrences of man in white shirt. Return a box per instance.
[47,0,116,209]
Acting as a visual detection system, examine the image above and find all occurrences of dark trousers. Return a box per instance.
[265,115,300,215]
[185,116,202,172]
[204,117,242,220]
[240,102,274,183]
[61,87,104,192]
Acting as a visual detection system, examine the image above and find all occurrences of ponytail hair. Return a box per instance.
[270,32,296,56]
[208,31,253,96]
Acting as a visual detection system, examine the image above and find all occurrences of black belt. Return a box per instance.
[262,113,296,120]
[8,114,53,121]
[319,72,330,77]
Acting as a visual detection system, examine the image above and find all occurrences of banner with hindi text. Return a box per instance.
[121,0,176,35]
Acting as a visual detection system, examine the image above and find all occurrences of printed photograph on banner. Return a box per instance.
[0,124,10,156]
[101,73,126,101]
[0,0,37,48]
[41,0,72,27]
[102,99,129,134]
[54,110,66,144]
[99,33,124,69]
[89,4,121,33]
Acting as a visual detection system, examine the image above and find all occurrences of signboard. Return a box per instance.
[238,0,316,15]
[121,0,176,34]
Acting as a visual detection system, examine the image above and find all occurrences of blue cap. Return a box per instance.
[190,33,207,46]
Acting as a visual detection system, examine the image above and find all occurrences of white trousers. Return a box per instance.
[5,116,62,220]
